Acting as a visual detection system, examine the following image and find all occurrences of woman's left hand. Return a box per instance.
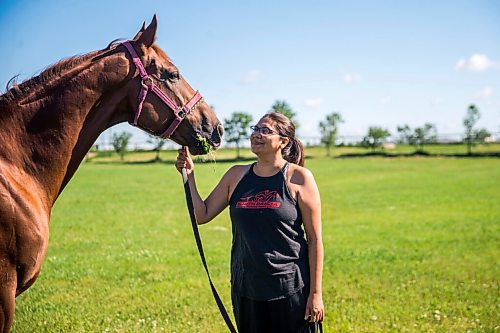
[305,292,324,322]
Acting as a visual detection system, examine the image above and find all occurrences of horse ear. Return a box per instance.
[136,15,157,48]
[132,21,147,40]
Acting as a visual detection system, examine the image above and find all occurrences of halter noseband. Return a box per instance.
[121,41,203,138]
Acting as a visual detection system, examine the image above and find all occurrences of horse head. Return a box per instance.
[119,16,222,155]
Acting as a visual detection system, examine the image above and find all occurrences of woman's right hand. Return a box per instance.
[175,146,194,175]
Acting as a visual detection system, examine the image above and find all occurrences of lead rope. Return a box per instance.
[181,165,238,333]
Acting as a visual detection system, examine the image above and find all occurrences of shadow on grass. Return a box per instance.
[90,156,258,165]
[87,151,499,165]
[91,158,173,165]
[336,151,500,158]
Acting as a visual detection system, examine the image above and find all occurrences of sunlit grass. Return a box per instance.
[12,157,499,332]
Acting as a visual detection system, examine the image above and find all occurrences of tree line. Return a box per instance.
[225,101,495,157]
[108,102,496,160]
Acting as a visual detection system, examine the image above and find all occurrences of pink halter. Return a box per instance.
[121,41,203,138]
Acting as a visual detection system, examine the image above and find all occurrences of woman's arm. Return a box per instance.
[295,167,324,323]
[175,147,235,224]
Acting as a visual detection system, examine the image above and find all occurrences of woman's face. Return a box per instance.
[250,118,289,155]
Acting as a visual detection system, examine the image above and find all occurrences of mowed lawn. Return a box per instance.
[12,156,499,332]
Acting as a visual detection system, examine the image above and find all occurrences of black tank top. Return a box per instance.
[229,162,309,301]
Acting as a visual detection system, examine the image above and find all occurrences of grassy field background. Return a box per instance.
[11,152,499,332]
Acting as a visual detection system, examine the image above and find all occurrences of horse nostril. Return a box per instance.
[211,123,224,147]
[217,123,224,138]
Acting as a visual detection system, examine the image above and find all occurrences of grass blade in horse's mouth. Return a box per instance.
[196,134,212,154]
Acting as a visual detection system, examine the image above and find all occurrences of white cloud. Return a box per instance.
[343,73,361,84]
[455,54,499,72]
[304,97,324,108]
[379,96,392,104]
[474,86,492,99]
[241,70,262,83]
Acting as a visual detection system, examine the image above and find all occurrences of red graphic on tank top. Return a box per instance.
[236,190,281,209]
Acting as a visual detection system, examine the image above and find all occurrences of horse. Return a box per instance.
[0,16,223,332]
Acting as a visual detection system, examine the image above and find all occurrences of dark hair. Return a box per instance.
[260,112,305,166]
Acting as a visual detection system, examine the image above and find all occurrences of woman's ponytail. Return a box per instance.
[283,137,304,166]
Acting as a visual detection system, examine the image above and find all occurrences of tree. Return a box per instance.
[396,124,412,144]
[147,134,167,161]
[270,100,299,130]
[361,126,391,151]
[112,131,132,160]
[412,123,437,152]
[319,112,344,156]
[463,104,480,154]
[397,123,437,152]
[224,112,253,158]
[474,128,491,143]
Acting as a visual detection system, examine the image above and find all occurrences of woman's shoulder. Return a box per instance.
[287,163,315,185]
[227,163,253,174]
[223,163,253,181]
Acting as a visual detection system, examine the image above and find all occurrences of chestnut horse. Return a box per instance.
[0,16,222,332]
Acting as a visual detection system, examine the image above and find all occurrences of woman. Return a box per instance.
[176,112,324,332]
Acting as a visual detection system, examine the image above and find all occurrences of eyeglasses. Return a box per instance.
[250,125,281,136]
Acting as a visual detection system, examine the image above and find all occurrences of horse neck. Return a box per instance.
[2,51,131,205]
[59,81,132,195]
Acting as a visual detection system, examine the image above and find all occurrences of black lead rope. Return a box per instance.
[181,168,238,333]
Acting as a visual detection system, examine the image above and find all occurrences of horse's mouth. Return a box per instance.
[188,133,219,156]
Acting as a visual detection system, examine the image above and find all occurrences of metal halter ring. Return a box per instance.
[178,108,187,118]
[141,77,154,88]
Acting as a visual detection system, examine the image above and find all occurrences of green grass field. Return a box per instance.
[11,154,499,332]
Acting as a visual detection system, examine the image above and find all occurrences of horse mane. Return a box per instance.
[0,40,123,105]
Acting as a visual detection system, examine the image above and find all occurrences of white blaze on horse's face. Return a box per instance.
[126,16,223,155]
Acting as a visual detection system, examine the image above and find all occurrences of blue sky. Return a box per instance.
[1,0,499,145]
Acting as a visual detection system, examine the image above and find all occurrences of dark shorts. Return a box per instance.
[232,287,309,333]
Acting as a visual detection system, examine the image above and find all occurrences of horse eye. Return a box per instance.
[170,71,180,81]
[159,70,170,81]
[157,68,180,82]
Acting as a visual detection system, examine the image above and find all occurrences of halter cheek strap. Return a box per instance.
[121,41,203,138]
